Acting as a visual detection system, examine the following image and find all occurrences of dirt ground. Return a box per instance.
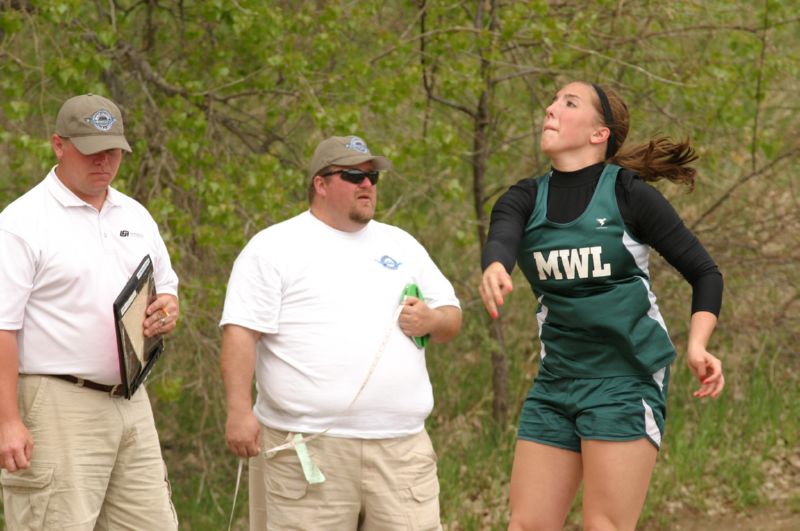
[649,506,800,530]
[654,442,800,530]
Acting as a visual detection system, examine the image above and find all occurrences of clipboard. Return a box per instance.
[112,255,164,399]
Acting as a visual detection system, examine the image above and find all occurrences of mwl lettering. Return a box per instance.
[533,247,612,280]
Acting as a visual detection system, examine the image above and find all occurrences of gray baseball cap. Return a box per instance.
[308,135,391,179]
[55,94,132,155]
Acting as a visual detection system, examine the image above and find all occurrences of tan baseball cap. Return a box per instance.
[308,135,392,179]
[55,94,132,155]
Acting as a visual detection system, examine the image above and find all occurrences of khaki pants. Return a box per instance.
[249,426,442,531]
[1,375,178,530]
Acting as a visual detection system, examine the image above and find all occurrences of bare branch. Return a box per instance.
[427,92,477,117]
[604,18,800,47]
[563,43,690,86]
[372,26,486,65]
[690,146,800,230]
[116,39,188,97]
[417,1,476,118]
[750,2,769,173]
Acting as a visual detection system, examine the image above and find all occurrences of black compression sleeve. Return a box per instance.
[620,178,723,316]
[481,179,537,272]
[482,169,723,317]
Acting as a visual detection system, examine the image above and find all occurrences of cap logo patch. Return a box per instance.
[85,109,116,132]
[345,136,369,154]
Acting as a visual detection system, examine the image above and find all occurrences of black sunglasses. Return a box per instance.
[320,169,380,186]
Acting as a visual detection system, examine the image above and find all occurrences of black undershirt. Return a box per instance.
[482,162,723,316]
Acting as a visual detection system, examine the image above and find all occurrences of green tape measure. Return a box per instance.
[402,283,429,349]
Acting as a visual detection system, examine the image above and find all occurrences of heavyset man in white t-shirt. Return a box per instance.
[0,94,179,530]
[221,135,462,530]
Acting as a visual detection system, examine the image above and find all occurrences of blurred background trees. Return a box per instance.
[1,1,797,528]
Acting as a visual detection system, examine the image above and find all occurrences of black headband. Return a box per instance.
[591,83,616,159]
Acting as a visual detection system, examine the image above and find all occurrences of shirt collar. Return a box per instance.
[45,166,121,210]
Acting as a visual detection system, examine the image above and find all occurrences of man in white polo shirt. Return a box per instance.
[221,135,462,530]
[0,94,179,530]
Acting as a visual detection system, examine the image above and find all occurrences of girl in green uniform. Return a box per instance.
[480,81,725,530]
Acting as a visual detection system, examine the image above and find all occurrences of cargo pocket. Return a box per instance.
[265,465,309,501]
[18,374,51,425]
[1,462,57,530]
[262,429,317,502]
[410,474,441,530]
[264,456,310,530]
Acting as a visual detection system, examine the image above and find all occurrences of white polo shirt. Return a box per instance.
[220,211,460,439]
[0,169,179,384]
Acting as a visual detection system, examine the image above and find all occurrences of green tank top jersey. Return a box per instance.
[517,164,675,378]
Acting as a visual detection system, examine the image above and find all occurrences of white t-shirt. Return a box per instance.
[0,169,179,384]
[220,211,460,438]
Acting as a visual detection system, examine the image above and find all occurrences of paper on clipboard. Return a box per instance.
[113,255,164,399]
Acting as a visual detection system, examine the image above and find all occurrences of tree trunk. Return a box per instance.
[473,0,508,424]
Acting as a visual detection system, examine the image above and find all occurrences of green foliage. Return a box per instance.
[643,336,800,526]
[1,1,798,529]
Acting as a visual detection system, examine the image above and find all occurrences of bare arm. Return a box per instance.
[686,311,724,399]
[0,329,33,471]
[398,300,462,344]
[220,324,262,457]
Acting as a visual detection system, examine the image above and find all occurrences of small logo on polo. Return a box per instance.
[596,218,608,229]
[85,109,116,132]
[376,255,401,270]
[346,136,369,154]
[120,230,129,237]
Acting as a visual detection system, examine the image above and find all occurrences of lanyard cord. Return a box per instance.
[227,301,406,530]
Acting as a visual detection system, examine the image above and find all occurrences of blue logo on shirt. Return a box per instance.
[376,255,401,270]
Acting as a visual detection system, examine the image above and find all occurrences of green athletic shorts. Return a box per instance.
[517,364,670,452]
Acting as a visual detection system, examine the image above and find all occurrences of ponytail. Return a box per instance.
[589,83,698,190]
[610,137,697,190]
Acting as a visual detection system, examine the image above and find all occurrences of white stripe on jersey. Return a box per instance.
[642,398,662,447]
[651,366,666,392]
[623,231,672,338]
[536,295,549,361]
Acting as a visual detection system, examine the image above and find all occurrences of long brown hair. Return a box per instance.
[589,83,697,190]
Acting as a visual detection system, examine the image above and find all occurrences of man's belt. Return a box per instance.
[49,374,125,397]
